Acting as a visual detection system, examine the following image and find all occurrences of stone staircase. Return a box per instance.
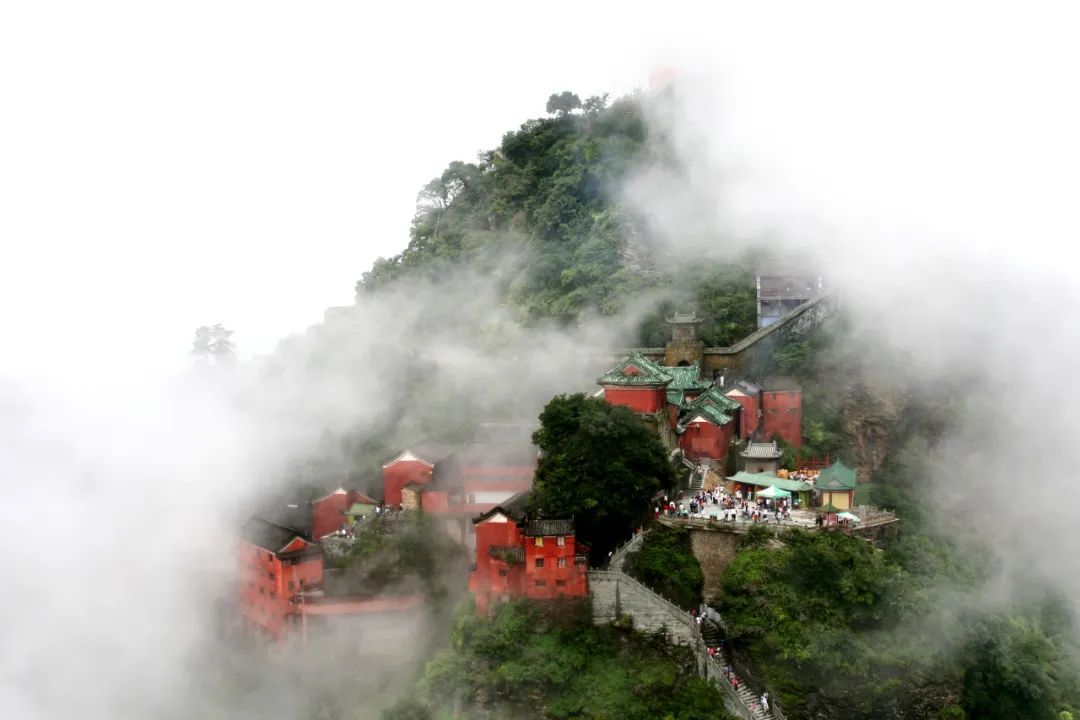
[687,463,706,494]
[701,620,776,720]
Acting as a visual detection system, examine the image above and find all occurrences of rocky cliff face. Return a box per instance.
[842,380,906,483]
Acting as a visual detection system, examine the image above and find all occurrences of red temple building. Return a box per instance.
[676,387,743,461]
[311,487,379,539]
[238,515,324,641]
[596,350,803,461]
[724,378,762,438]
[469,493,589,614]
[238,501,425,646]
[381,442,453,507]
[384,427,539,548]
[597,354,672,414]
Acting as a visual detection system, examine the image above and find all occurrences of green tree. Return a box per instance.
[192,324,235,365]
[961,615,1067,720]
[529,394,675,561]
[191,325,212,363]
[209,323,235,363]
[546,91,582,117]
[624,526,704,609]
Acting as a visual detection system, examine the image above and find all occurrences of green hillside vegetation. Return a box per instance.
[356,91,758,346]
[306,90,1080,720]
[722,527,1080,719]
[383,600,734,720]
[624,525,704,611]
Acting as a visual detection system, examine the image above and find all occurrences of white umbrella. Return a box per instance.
[837,511,861,522]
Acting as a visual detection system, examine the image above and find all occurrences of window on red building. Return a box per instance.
[556,580,567,587]
[269,571,275,580]
[557,558,567,568]
[534,537,543,547]
[498,569,508,577]
[535,580,546,587]
[288,581,295,591]
[557,536,565,546]
[535,558,544,568]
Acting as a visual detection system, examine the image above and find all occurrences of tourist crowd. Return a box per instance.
[655,488,794,524]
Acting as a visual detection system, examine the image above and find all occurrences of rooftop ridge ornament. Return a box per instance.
[665,310,702,324]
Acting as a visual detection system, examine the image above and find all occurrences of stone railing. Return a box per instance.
[850,505,898,526]
[590,563,765,719]
[690,633,756,720]
[606,530,644,570]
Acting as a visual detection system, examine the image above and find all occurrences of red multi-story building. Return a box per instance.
[469,493,588,614]
[238,516,324,641]
[238,508,425,646]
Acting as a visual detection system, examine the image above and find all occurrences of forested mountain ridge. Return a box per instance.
[356,91,758,348]
[317,91,1080,720]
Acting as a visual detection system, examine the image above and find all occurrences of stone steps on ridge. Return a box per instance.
[734,686,774,720]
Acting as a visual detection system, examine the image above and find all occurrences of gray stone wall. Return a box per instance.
[589,569,696,646]
[688,529,741,602]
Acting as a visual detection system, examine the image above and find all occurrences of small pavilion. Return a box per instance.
[815,460,857,510]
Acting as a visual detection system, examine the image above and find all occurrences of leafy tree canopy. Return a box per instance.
[355,91,759,345]
[530,393,675,561]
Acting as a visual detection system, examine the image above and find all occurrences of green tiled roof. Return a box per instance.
[664,364,712,409]
[726,471,812,493]
[667,390,688,407]
[664,363,711,392]
[683,404,733,427]
[693,387,743,414]
[817,461,857,490]
[597,354,673,386]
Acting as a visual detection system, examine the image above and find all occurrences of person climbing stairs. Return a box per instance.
[700,618,775,720]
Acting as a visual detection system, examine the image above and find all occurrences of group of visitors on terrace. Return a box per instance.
[657,487,794,524]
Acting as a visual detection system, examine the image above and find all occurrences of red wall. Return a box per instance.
[312,492,348,539]
[421,489,450,513]
[382,459,434,506]
[679,420,734,461]
[602,386,667,414]
[462,466,534,496]
[725,391,759,439]
[470,517,526,614]
[762,390,802,448]
[238,540,323,641]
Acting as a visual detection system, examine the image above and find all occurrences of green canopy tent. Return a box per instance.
[727,471,812,507]
[755,485,792,500]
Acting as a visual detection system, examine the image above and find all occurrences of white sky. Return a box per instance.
[3,1,1078,381]
[0,1,670,378]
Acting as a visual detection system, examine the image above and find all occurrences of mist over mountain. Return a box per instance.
[4,5,1080,720]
